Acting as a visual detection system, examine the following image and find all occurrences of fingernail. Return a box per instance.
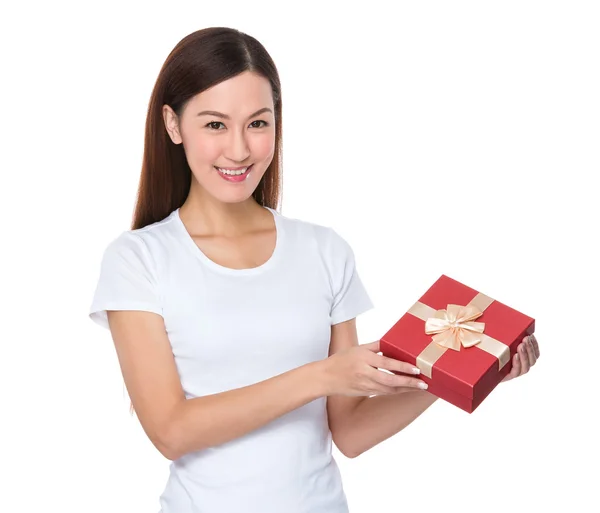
[418,382,428,389]
[412,367,421,374]
[515,353,520,360]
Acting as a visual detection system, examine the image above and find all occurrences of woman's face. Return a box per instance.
[163,71,276,204]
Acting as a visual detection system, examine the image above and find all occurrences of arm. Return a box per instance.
[107,309,328,462]
[342,390,438,459]
[326,318,369,457]
[342,335,542,458]
[166,360,326,460]
[325,318,437,459]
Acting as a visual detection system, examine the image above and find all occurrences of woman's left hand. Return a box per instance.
[502,334,540,382]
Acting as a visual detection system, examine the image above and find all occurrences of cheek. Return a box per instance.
[253,134,276,159]
[190,138,221,162]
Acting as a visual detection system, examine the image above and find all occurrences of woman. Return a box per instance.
[89,27,540,513]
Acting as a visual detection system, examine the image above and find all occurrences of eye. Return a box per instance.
[249,120,269,128]
[205,120,270,131]
[206,121,225,130]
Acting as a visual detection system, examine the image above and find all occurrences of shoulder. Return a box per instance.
[275,209,350,258]
[100,210,179,270]
[103,229,144,256]
[275,209,338,244]
[98,231,154,277]
[106,209,179,254]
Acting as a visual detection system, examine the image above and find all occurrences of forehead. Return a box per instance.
[187,71,273,114]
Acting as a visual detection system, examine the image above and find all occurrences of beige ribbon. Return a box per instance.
[425,304,486,350]
[407,293,510,378]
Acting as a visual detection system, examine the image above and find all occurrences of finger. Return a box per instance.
[518,342,530,374]
[372,383,401,396]
[368,366,428,390]
[362,340,380,353]
[530,334,540,359]
[503,352,521,381]
[525,337,537,367]
[372,352,421,375]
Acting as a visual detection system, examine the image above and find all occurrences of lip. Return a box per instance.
[215,164,254,183]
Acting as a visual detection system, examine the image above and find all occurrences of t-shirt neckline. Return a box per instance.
[172,206,284,276]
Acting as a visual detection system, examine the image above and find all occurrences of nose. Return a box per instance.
[224,127,251,163]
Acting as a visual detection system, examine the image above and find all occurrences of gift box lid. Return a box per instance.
[380,275,535,400]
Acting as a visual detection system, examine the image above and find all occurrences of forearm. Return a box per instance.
[165,361,326,460]
[343,390,438,458]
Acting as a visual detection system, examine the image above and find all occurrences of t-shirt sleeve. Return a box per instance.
[328,228,374,325]
[89,231,163,330]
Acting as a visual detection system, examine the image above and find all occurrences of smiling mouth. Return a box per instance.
[214,164,253,176]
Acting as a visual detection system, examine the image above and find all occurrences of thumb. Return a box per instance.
[362,340,380,353]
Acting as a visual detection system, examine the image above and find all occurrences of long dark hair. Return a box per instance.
[131,26,283,231]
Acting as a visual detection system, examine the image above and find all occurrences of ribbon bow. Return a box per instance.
[424,304,486,351]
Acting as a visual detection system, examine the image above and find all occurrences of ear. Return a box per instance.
[162,105,183,144]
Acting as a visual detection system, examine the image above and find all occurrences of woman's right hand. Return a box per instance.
[321,340,429,397]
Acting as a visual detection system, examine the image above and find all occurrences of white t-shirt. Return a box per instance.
[89,206,374,513]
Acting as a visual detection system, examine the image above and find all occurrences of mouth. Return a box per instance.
[214,164,254,182]
[214,164,253,176]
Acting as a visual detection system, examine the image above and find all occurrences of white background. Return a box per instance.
[1,1,598,512]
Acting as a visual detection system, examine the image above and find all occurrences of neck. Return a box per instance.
[179,196,267,238]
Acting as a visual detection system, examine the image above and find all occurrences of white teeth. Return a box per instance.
[217,166,249,176]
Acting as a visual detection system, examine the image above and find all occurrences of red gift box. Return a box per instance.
[380,275,535,413]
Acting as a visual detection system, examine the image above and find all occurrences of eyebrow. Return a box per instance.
[196,107,273,120]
